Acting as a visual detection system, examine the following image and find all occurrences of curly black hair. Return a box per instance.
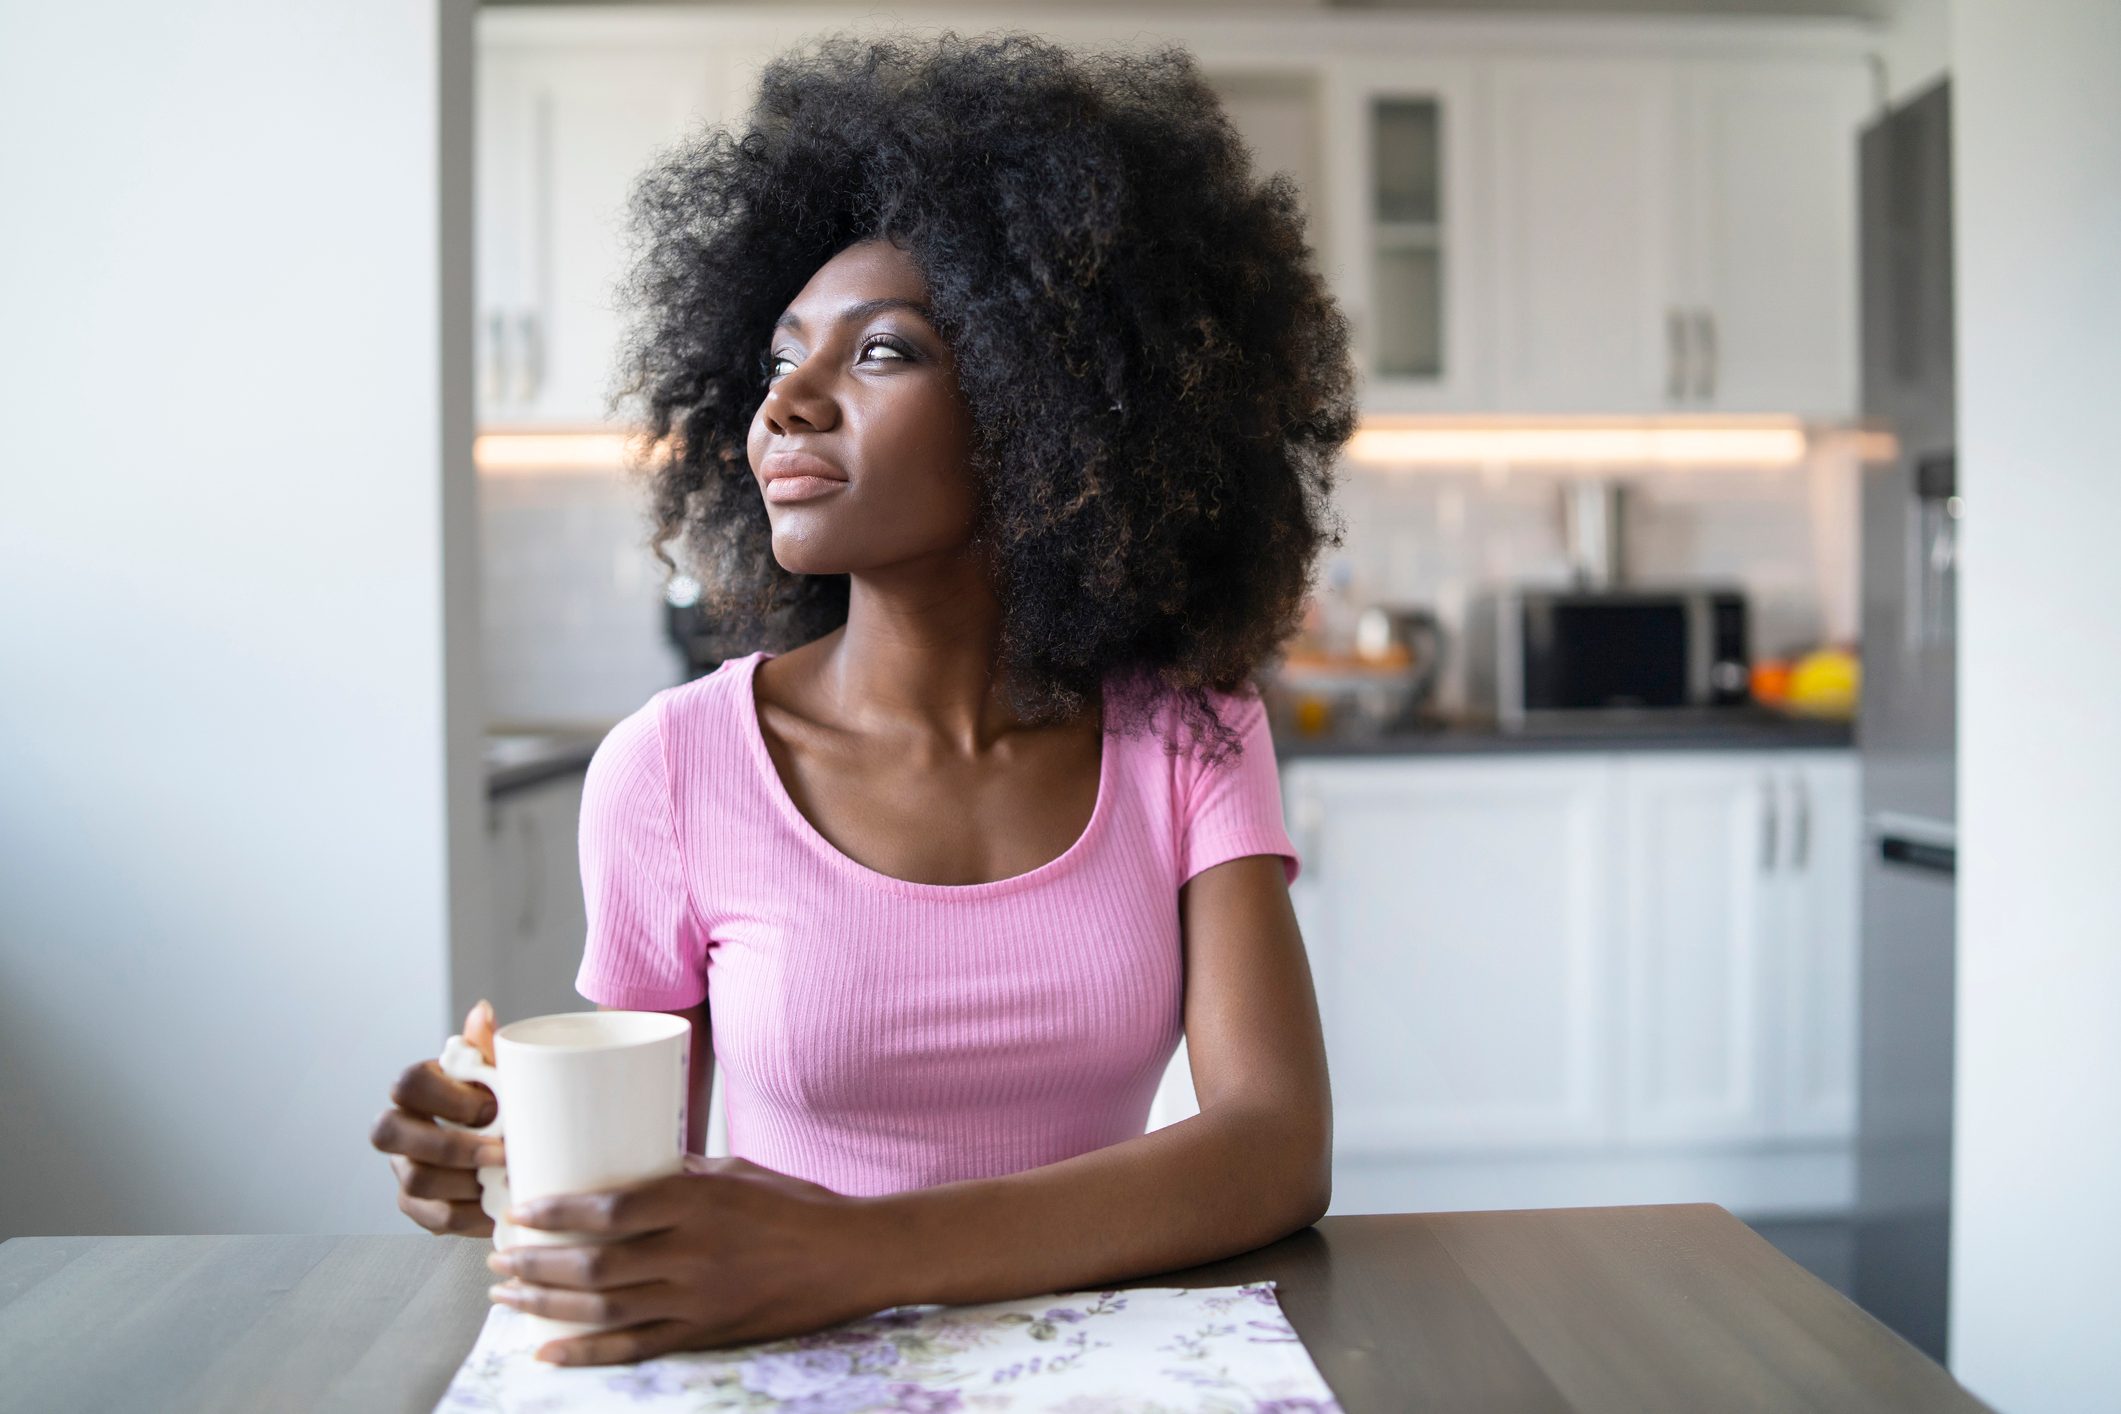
[613,29,1355,761]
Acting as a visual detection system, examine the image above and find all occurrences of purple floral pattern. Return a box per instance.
[435,1283,1342,1412]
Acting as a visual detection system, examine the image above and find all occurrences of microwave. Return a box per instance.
[1466,587,1752,729]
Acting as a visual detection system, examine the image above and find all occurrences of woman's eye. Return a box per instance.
[763,336,911,382]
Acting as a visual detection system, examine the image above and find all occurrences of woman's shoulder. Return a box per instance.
[663,651,760,717]
[591,653,762,780]
[1115,674,1273,776]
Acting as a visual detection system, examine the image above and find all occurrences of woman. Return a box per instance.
[371,28,1355,1366]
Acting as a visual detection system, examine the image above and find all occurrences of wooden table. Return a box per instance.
[0,1203,1990,1412]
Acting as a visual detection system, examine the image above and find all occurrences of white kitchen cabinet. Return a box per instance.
[1268,747,1860,1219]
[1489,58,1680,413]
[1283,755,1618,1152]
[1673,61,1869,415]
[1615,751,1863,1147]
[1488,56,1868,417]
[1766,752,1861,1138]
[1616,754,1776,1144]
[1200,68,1328,266]
[1322,59,1486,411]
[475,43,742,426]
[1617,750,1860,1146]
[485,773,591,1025]
[477,14,1873,423]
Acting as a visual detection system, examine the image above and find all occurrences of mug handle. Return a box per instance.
[436,1033,519,1249]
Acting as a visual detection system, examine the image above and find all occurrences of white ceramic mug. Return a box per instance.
[436,1009,692,1343]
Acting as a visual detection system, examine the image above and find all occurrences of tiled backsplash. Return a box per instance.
[1324,439,1860,713]
[480,471,687,730]
[480,438,1859,727]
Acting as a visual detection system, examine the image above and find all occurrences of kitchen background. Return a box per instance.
[7,1,2114,1409]
[473,0,1893,1338]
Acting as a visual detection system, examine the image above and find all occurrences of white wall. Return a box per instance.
[1876,0,1948,104]
[1949,0,2121,1406]
[0,0,481,1236]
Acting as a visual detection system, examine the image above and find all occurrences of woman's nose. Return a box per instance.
[761,361,838,433]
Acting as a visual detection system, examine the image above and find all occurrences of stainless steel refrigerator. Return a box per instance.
[1852,77,1958,1364]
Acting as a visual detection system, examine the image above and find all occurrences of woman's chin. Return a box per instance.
[770,543,848,578]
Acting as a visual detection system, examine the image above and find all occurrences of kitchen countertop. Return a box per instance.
[1275,706,1853,758]
[0,1205,1987,1413]
[486,709,1853,796]
[484,731,602,798]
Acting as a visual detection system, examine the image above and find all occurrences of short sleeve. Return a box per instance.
[1177,687,1302,887]
[572,694,709,1011]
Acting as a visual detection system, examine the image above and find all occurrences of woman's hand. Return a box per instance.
[488,1155,898,1365]
[369,999,508,1237]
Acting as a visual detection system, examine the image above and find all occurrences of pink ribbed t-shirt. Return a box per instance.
[572,649,1300,1198]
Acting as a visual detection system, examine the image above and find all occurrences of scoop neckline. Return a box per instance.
[736,649,1114,898]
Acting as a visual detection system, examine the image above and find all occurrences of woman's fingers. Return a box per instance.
[391,1153,483,1202]
[399,1189,494,1238]
[492,1234,668,1293]
[389,1058,497,1128]
[493,1277,676,1329]
[371,1105,506,1170]
[508,1177,686,1242]
[382,1026,505,1238]
[464,999,497,1066]
[529,1319,696,1369]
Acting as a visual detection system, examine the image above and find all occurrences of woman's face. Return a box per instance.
[747,237,979,578]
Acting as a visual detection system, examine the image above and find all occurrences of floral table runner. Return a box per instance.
[435,1281,1345,1413]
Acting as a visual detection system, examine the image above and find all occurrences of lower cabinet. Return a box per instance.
[1290,755,1618,1154]
[1152,748,1859,1221]
[486,769,736,1157]
[485,773,591,1027]
[1618,755,1778,1146]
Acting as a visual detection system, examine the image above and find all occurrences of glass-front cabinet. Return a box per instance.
[1371,96,1442,379]
[1323,60,1484,411]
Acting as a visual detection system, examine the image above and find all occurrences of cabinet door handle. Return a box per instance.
[1694,308,1718,402]
[1666,306,1690,402]
[1790,771,1811,871]
[517,310,544,404]
[485,310,512,408]
[1760,773,1779,873]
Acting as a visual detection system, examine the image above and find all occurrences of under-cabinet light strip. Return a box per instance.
[474,431,640,474]
[475,419,1889,475]
[1343,417,1810,468]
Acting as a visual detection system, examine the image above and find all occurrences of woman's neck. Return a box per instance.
[803,552,1031,752]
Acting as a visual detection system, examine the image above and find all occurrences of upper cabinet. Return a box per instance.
[477,44,744,426]
[1203,68,1329,262]
[1674,60,1870,416]
[1488,59,1679,413]
[1487,55,1870,417]
[1324,60,1485,411]
[475,15,1876,428]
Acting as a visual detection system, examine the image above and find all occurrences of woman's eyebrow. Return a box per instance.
[773,297,935,334]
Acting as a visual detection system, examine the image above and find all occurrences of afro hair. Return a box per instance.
[613,28,1356,761]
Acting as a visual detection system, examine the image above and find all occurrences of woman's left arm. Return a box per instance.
[495,852,1329,1362]
[869,850,1332,1306]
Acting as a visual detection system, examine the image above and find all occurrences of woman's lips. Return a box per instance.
[763,474,846,503]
